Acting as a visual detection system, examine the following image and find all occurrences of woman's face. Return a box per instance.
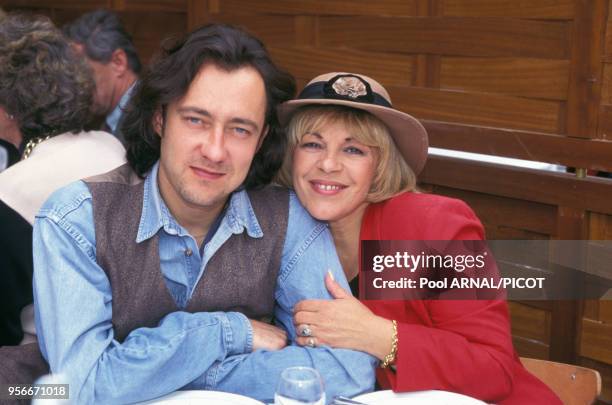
[292,119,377,224]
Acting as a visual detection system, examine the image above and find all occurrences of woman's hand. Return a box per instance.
[293,272,394,360]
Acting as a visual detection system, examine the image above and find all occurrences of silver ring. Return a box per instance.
[300,325,312,337]
[307,337,316,348]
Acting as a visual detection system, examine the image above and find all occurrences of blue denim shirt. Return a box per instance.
[32,162,376,404]
[105,82,136,134]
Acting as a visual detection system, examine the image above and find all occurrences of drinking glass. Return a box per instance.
[274,366,325,405]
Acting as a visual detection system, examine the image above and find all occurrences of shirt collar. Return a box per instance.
[136,161,263,243]
[105,81,137,133]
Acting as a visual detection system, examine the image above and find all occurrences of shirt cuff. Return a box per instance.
[224,312,253,355]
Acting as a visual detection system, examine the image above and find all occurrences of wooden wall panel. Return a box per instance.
[598,106,612,140]
[440,57,569,100]
[605,2,612,61]
[318,17,570,59]
[421,156,612,216]
[602,64,612,104]
[425,121,612,172]
[509,302,551,358]
[120,11,186,63]
[602,302,612,323]
[600,62,612,140]
[426,187,557,237]
[268,47,414,86]
[442,0,575,19]
[213,0,418,16]
[585,212,612,402]
[423,120,612,171]
[391,86,561,133]
[122,0,187,12]
[206,14,297,46]
[2,0,110,9]
[566,0,608,139]
[580,318,612,364]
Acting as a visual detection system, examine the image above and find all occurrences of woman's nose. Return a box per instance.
[318,152,342,173]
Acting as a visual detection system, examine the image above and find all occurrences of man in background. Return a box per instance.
[64,9,140,144]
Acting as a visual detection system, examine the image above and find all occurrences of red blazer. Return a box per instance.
[360,192,561,404]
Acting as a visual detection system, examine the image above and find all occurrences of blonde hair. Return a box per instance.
[277,105,416,203]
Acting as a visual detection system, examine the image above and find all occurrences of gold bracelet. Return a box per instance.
[381,320,398,368]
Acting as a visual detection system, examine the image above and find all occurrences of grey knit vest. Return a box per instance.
[86,164,288,341]
[0,164,288,391]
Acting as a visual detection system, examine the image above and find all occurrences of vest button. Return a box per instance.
[184,248,193,257]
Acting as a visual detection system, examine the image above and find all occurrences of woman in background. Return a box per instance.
[277,72,561,404]
[0,13,126,345]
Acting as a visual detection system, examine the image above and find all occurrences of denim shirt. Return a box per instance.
[32,162,376,404]
[105,82,136,134]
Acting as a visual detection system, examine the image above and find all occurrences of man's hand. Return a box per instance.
[250,319,288,351]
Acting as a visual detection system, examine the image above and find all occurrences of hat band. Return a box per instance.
[297,81,392,108]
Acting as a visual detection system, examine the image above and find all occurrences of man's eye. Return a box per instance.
[234,127,251,136]
[185,117,203,125]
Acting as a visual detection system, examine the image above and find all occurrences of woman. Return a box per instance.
[276,72,561,404]
[0,13,126,345]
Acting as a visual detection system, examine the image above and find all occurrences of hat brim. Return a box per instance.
[278,98,429,175]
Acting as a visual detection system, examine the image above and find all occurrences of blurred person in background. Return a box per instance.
[63,9,141,145]
[0,13,126,347]
[0,7,20,172]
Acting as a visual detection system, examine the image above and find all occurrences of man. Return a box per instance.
[0,24,375,403]
[63,10,140,144]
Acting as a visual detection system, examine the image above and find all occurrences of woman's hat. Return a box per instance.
[278,72,429,175]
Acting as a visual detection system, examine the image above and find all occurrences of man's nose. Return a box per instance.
[200,126,226,163]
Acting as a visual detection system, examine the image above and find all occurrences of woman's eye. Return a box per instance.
[300,142,322,149]
[345,146,365,155]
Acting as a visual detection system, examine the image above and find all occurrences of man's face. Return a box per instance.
[156,63,268,217]
[87,59,118,116]
[72,43,120,116]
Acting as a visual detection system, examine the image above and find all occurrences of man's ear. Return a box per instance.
[110,48,129,76]
[256,124,269,152]
[153,109,164,137]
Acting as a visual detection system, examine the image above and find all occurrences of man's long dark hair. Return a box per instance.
[121,23,295,189]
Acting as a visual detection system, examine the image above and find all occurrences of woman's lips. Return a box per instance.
[309,180,347,195]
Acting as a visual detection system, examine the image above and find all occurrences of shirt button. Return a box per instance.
[184,248,193,257]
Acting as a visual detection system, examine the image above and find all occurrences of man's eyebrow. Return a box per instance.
[229,117,259,132]
[176,106,212,117]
